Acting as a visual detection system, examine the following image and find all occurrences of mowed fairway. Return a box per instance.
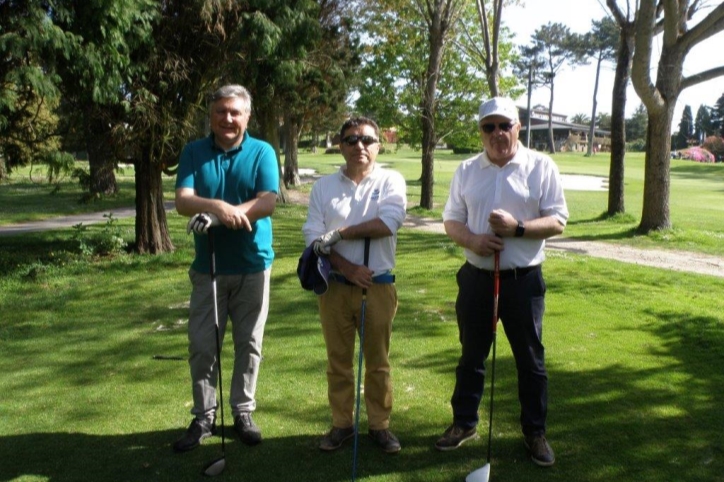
[0,149,723,481]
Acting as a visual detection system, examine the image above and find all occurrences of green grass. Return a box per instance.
[1,205,723,482]
[4,149,724,256]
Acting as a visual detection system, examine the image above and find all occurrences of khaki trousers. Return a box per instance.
[318,281,398,430]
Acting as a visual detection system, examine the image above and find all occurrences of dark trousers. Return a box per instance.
[450,262,548,437]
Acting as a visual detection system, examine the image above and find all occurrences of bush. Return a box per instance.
[678,146,715,163]
[626,139,647,152]
[702,136,724,158]
[71,213,129,256]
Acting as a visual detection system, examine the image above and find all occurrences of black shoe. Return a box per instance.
[368,429,401,454]
[524,434,555,467]
[319,426,355,451]
[434,424,477,451]
[234,412,262,445]
[173,418,216,453]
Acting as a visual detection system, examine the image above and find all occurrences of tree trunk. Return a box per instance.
[85,109,118,196]
[607,26,634,216]
[256,100,288,203]
[547,77,556,153]
[586,55,602,157]
[525,65,533,148]
[134,146,174,254]
[639,103,674,232]
[420,18,446,210]
[283,110,301,188]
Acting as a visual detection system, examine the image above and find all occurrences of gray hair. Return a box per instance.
[209,84,252,113]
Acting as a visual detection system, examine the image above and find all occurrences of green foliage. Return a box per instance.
[675,105,694,149]
[626,139,647,152]
[71,213,129,256]
[625,103,648,142]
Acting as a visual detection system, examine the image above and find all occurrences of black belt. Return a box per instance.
[467,262,540,280]
[329,273,396,285]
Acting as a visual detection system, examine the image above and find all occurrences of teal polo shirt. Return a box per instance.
[176,132,279,275]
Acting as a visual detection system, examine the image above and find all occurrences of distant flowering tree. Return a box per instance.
[679,146,715,163]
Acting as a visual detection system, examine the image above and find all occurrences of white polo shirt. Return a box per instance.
[303,164,407,275]
[443,143,568,270]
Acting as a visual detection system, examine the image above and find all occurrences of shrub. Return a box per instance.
[626,139,647,152]
[678,146,715,163]
[71,213,128,256]
[702,136,724,158]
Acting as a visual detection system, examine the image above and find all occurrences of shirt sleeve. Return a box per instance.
[442,164,468,224]
[539,158,569,226]
[175,143,195,190]
[255,143,280,194]
[378,170,407,234]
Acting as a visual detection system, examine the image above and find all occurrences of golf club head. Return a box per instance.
[465,463,490,482]
[202,456,226,477]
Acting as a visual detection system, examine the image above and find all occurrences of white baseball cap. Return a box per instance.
[478,97,519,123]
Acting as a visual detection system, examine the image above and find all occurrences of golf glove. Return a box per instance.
[187,212,220,235]
[313,229,343,256]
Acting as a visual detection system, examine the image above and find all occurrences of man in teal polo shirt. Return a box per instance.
[173,84,278,453]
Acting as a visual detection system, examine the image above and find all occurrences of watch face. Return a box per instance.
[516,220,525,237]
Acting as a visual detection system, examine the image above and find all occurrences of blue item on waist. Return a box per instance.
[329,272,396,285]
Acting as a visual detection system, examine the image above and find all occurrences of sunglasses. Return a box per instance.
[480,122,516,134]
[341,135,379,146]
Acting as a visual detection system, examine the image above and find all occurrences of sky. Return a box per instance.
[503,0,724,127]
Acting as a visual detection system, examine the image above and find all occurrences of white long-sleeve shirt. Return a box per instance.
[303,164,407,275]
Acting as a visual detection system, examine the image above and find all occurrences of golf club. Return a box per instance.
[202,228,226,477]
[351,237,371,482]
[466,250,500,482]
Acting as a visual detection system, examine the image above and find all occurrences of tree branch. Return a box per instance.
[681,65,724,91]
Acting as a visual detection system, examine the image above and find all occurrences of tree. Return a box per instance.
[625,103,648,143]
[694,104,713,143]
[355,0,516,208]
[514,45,546,148]
[527,22,580,153]
[415,0,465,210]
[50,0,157,197]
[604,0,639,216]
[714,93,724,136]
[0,1,69,178]
[571,113,591,125]
[576,17,619,156]
[631,0,724,232]
[674,105,694,149]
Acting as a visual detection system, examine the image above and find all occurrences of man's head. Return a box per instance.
[339,117,381,174]
[209,84,252,151]
[478,97,521,165]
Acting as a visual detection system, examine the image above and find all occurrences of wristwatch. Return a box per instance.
[515,219,525,237]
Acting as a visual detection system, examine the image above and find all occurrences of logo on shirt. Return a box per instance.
[371,189,380,201]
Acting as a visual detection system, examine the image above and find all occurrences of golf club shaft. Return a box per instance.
[352,238,371,482]
[209,230,225,454]
[486,251,500,464]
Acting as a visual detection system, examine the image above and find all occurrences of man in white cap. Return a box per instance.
[434,97,569,467]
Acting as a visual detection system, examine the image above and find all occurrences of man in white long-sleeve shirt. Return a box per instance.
[303,117,407,454]
[435,97,568,468]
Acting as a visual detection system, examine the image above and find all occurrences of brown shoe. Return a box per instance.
[319,426,355,451]
[435,424,477,451]
[524,435,555,467]
[368,429,401,454]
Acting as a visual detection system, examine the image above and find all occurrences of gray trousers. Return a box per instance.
[187,268,270,422]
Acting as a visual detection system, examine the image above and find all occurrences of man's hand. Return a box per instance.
[313,229,343,257]
[186,212,221,235]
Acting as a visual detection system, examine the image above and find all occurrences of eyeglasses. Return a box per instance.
[341,135,378,146]
[480,122,516,134]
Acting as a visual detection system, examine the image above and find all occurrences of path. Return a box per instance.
[2,196,723,278]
